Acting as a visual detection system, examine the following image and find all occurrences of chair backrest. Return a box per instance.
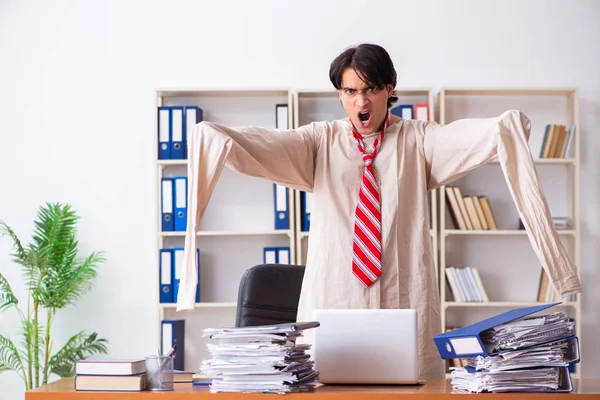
[235,263,306,327]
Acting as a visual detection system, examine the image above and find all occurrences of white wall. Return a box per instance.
[1,0,599,398]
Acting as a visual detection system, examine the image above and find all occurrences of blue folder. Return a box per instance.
[433,302,561,359]
[462,336,580,374]
[273,184,289,229]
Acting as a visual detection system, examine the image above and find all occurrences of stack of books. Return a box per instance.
[434,303,580,393]
[74,359,147,391]
[199,321,320,394]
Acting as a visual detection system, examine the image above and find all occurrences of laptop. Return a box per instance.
[311,309,419,384]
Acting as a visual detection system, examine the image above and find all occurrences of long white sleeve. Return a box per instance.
[423,110,581,298]
[176,121,320,311]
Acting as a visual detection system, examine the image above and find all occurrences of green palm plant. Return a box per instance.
[0,202,108,390]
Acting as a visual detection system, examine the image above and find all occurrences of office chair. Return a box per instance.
[235,263,306,327]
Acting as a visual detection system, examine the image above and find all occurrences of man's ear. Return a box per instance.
[386,84,394,97]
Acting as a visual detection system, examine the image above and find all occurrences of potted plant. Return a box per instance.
[0,202,108,390]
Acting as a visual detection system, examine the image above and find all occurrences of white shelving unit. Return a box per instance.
[292,88,438,277]
[154,88,296,370]
[437,87,581,378]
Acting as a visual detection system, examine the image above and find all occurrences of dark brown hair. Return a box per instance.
[329,43,398,108]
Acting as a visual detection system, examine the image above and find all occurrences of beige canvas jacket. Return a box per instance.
[176,109,582,379]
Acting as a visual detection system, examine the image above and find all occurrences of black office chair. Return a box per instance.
[235,263,306,327]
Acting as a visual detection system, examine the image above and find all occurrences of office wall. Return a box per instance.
[0,0,598,398]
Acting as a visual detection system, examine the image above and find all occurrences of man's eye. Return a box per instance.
[344,89,355,95]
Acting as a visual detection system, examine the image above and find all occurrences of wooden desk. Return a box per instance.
[27,378,600,399]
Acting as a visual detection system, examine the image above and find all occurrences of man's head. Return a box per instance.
[329,43,398,135]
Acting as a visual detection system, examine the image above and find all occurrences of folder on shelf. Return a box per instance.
[263,247,277,264]
[277,247,290,265]
[391,104,413,119]
[414,104,429,121]
[273,184,289,230]
[158,106,171,159]
[170,106,185,159]
[161,177,174,231]
[159,249,173,303]
[173,248,200,303]
[263,247,290,264]
[275,104,288,130]
[174,176,187,232]
[301,191,311,231]
[434,302,568,359]
[161,320,185,371]
[184,106,202,159]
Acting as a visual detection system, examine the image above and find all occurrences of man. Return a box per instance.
[176,43,582,379]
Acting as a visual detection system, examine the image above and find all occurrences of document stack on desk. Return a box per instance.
[199,321,320,394]
[434,303,580,393]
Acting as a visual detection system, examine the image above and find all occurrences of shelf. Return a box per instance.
[159,302,237,310]
[444,229,575,237]
[157,88,291,98]
[160,230,292,237]
[441,87,577,96]
[444,301,578,309]
[158,160,188,166]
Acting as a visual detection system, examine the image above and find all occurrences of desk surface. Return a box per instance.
[27,378,600,399]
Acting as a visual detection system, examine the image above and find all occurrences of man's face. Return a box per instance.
[339,67,392,136]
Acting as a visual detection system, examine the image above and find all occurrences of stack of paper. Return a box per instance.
[434,303,580,393]
[450,367,565,393]
[200,321,320,394]
[480,311,575,352]
[469,337,577,372]
[451,311,578,393]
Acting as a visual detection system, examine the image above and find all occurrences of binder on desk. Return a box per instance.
[161,320,185,371]
[464,335,580,374]
[184,106,202,159]
[174,176,187,232]
[158,106,171,159]
[170,106,185,159]
[159,249,173,303]
[273,184,288,229]
[161,178,174,231]
[434,302,564,359]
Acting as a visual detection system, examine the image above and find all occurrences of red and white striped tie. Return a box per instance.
[351,112,389,287]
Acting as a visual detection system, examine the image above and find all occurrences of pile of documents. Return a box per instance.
[200,321,320,394]
[434,303,580,393]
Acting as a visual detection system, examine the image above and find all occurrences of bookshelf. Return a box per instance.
[152,86,582,376]
[437,87,581,378]
[154,88,296,370]
[292,88,438,275]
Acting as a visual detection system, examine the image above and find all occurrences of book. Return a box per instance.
[74,373,147,391]
[74,359,146,376]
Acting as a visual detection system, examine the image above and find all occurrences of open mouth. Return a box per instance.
[358,111,371,127]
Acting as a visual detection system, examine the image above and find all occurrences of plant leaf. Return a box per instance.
[0,333,26,377]
[0,220,28,265]
[0,220,37,295]
[0,273,18,311]
[50,251,105,309]
[49,332,108,378]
